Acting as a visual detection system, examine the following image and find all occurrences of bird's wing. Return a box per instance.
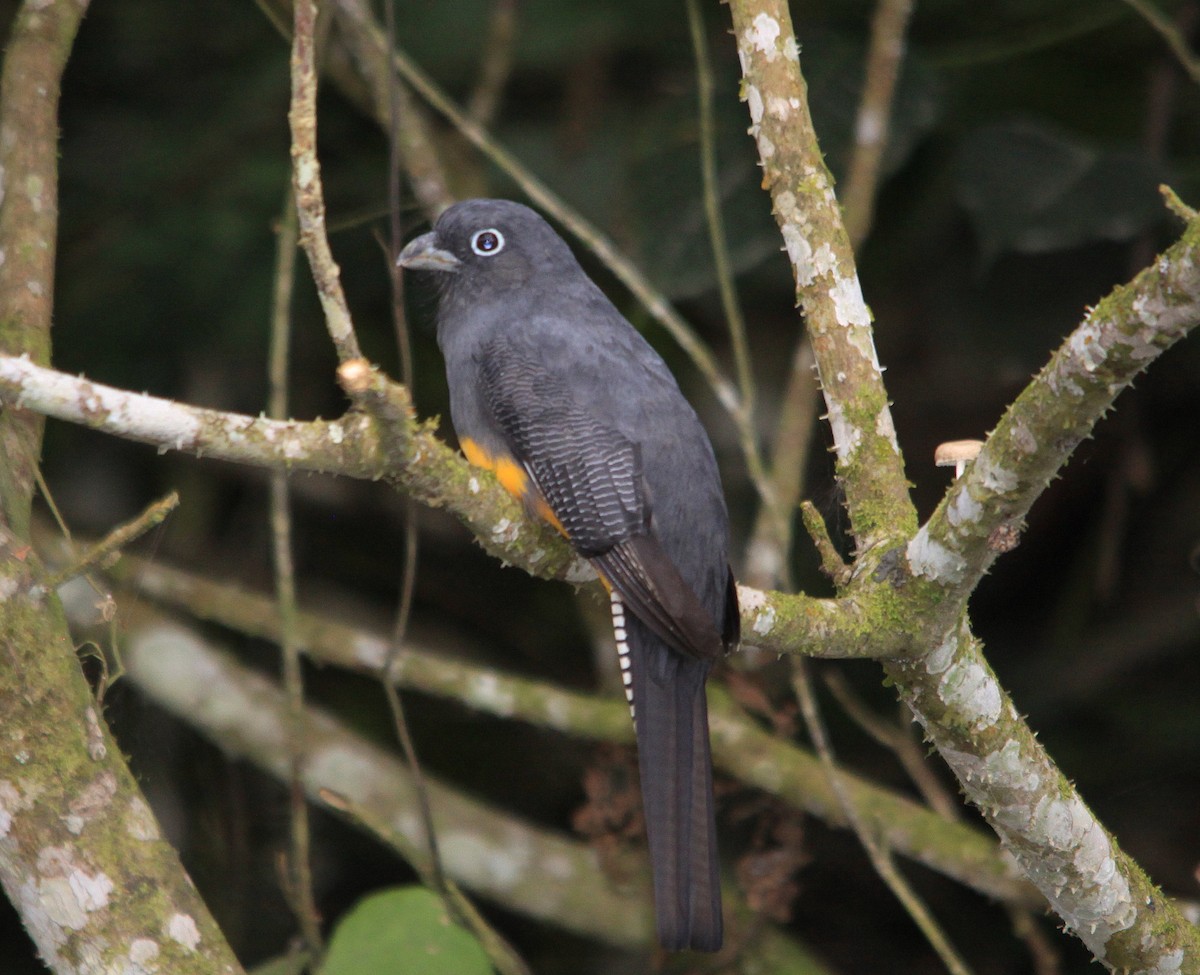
[477,339,723,662]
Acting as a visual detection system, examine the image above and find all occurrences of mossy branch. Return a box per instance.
[728,0,914,555]
[0,3,245,973]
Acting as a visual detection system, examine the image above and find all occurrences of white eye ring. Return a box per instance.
[470,228,505,257]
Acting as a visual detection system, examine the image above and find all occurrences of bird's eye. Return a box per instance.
[470,228,505,257]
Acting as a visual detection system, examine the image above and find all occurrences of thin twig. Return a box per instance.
[1120,0,1200,85]
[289,0,363,364]
[821,670,959,821]
[320,789,532,975]
[380,0,450,911]
[791,661,976,975]
[1163,183,1198,222]
[685,0,756,430]
[466,0,518,127]
[842,0,916,248]
[267,185,323,955]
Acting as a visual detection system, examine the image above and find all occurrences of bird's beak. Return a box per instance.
[396,231,460,273]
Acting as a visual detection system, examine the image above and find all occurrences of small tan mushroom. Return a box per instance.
[934,439,984,478]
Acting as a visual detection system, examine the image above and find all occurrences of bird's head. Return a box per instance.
[396,198,578,297]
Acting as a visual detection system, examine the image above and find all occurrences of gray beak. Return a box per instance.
[396,231,460,272]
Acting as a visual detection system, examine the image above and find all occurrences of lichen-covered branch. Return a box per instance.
[0,354,582,582]
[883,622,1200,971]
[0,3,244,972]
[727,0,914,555]
[0,354,387,477]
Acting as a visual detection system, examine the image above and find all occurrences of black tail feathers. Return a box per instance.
[628,617,722,951]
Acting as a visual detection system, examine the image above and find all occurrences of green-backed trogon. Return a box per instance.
[398,199,739,952]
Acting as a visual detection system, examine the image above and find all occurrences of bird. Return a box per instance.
[397,198,738,952]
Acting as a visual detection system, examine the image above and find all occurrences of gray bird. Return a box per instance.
[398,198,738,952]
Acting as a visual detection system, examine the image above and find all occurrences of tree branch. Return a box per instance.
[0,3,245,972]
[728,0,914,556]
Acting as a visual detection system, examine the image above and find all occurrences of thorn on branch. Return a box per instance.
[1161,183,1198,223]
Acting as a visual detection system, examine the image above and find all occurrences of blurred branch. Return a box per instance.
[822,670,957,821]
[109,555,1041,909]
[327,0,456,217]
[743,339,820,590]
[0,2,246,973]
[686,0,758,450]
[1119,0,1200,85]
[265,186,323,955]
[117,612,836,970]
[841,0,916,248]
[466,0,518,127]
[120,616,653,948]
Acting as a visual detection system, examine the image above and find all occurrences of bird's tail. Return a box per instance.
[626,614,722,952]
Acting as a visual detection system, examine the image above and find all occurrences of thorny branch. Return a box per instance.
[727,0,1200,970]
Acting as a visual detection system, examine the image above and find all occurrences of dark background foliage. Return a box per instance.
[2,0,1198,971]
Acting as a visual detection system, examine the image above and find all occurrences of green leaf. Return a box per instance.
[954,119,1165,264]
[320,887,492,975]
